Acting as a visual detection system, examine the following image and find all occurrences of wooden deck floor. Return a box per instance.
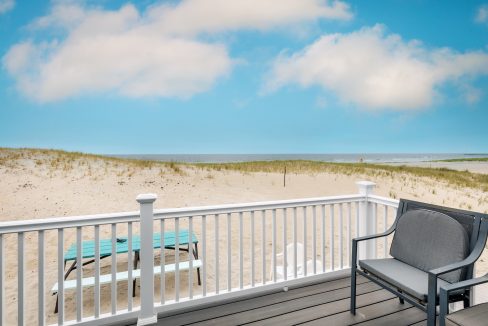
[153,275,429,326]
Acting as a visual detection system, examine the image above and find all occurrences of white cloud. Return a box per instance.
[3,4,233,102]
[266,25,488,110]
[0,0,14,14]
[3,0,352,102]
[147,0,352,36]
[476,4,488,24]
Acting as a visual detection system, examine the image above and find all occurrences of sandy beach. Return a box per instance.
[1,149,487,325]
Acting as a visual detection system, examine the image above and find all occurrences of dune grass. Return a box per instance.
[197,160,488,191]
[0,147,180,175]
[434,157,488,162]
[1,148,487,191]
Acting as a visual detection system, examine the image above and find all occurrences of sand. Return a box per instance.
[0,149,487,324]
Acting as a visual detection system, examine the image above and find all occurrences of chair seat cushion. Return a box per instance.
[359,258,461,302]
[445,303,488,326]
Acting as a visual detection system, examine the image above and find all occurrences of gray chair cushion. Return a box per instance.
[359,258,460,302]
[445,302,488,326]
[390,209,469,283]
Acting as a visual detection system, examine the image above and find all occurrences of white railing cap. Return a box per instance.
[356,181,376,195]
[136,194,158,204]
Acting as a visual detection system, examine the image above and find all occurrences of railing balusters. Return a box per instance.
[261,210,266,284]
[282,208,287,280]
[175,217,180,302]
[57,229,64,325]
[373,203,378,258]
[38,231,45,326]
[159,220,164,304]
[251,211,255,287]
[293,207,297,278]
[0,190,402,326]
[227,213,231,291]
[128,222,133,310]
[356,202,360,237]
[202,215,207,296]
[94,225,100,318]
[383,205,388,258]
[339,204,344,269]
[321,205,326,273]
[111,223,117,314]
[189,216,194,299]
[76,227,83,321]
[312,206,317,274]
[18,232,24,326]
[272,209,277,282]
[329,205,335,271]
[239,212,243,289]
[302,207,307,276]
[347,203,352,267]
[214,214,219,294]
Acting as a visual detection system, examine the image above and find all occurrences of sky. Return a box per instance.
[0,0,488,154]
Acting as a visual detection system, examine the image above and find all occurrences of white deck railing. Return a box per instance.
[0,181,399,326]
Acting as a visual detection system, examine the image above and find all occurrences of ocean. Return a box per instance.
[107,153,488,164]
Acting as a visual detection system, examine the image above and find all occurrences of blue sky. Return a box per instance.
[1,0,488,154]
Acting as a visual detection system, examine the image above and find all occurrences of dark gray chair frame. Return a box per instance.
[350,198,488,326]
[439,273,488,326]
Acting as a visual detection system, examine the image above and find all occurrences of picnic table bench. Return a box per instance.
[52,229,200,313]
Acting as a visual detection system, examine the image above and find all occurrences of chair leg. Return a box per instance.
[350,267,357,315]
[463,291,470,308]
[398,290,405,304]
[427,303,436,326]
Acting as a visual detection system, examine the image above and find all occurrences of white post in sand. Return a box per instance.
[137,194,158,326]
[356,181,376,260]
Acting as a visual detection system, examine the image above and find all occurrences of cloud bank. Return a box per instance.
[3,0,352,102]
[266,25,488,110]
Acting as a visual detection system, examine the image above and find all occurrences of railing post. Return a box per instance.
[356,181,376,260]
[137,194,158,326]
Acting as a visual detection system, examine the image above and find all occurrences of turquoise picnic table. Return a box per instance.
[54,229,200,313]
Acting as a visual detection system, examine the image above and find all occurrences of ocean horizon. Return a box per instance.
[107,153,488,164]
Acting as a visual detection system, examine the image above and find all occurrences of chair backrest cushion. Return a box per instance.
[390,209,469,283]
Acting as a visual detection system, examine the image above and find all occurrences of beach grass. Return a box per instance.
[197,160,488,191]
[1,147,488,191]
[434,157,488,162]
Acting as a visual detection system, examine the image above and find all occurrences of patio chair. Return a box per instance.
[350,198,488,326]
[272,243,323,280]
[439,274,488,326]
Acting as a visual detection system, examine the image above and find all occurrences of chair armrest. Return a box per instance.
[351,225,396,268]
[442,274,488,294]
[352,224,396,244]
[438,274,488,325]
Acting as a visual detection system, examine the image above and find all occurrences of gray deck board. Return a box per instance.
[155,276,369,326]
[199,282,381,325]
[249,288,395,326]
[151,275,427,326]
